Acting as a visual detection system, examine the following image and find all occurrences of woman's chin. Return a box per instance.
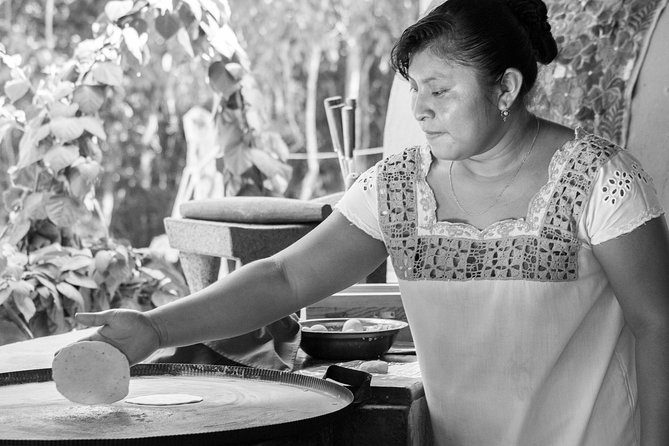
[427,142,459,161]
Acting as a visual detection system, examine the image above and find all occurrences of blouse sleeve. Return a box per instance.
[334,164,384,241]
[582,150,665,245]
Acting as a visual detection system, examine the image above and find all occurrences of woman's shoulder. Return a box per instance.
[557,126,624,173]
[375,144,425,176]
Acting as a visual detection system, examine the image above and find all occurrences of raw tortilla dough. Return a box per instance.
[52,340,130,405]
[125,394,203,406]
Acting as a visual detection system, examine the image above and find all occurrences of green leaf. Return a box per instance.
[36,286,51,299]
[2,186,27,212]
[176,27,194,57]
[49,102,78,119]
[122,26,145,64]
[1,53,22,69]
[0,116,17,147]
[129,17,149,35]
[79,116,106,140]
[12,280,35,298]
[43,144,79,172]
[208,61,238,98]
[29,264,59,280]
[47,294,67,334]
[68,160,101,199]
[3,218,31,245]
[200,0,226,24]
[50,117,85,142]
[45,195,83,227]
[149,0,173,12]
[140,267,166,281]
[207,24,238,58]
[28,243,64,265]
[15,295,36,322]
[151,288,180,307]
[104,0,134,21]
[34,274,58,297]
[181,0,202,22]
[73,85,105,114]
[63,271,98,289]
[248,148,292,182]
[0,282,11,306]
[56,282,85,309]
[224,62,244,81]
[61,255,93,272]
[4,78,30,103]
[90,62,124,87]
[22,192,47,221]
[83,139,103,163]
[216,116,243,147]
[76,159,101,182]
[155,11,181,40]
[221,141,252,176]
[52,81,75,101]
[16,123,49,169]
[11,281,36,321]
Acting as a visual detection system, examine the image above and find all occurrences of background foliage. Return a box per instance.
[1,0,418,246]
[0,0,419,344]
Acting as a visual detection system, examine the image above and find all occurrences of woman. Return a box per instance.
[76,0,669,444]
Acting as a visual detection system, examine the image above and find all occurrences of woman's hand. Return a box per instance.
[74,309,162,365]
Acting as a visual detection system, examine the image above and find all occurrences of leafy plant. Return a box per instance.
[0,0,287,343]
[0,239,187,341]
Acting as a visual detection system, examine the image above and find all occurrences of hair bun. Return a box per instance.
[504,0,557,64]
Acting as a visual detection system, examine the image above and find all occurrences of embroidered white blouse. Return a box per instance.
[335,130,664,446]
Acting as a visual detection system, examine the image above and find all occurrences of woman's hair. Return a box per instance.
[390,0,558,97]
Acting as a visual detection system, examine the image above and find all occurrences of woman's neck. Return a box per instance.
[449,111,540,182]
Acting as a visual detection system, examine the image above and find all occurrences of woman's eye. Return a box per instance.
[432,89,448,96]
[409,85,418,93]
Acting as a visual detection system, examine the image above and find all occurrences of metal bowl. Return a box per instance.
[299,318,409,360]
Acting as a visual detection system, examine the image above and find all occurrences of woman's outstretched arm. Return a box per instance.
[76,211,388,364]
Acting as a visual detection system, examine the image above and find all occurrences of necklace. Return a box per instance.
[449,117,541,217]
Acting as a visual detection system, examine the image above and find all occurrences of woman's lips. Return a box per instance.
[424,130,445,138]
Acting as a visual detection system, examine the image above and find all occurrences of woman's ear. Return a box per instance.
[497,68,524,111]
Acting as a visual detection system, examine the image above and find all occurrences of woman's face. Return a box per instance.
[408,49,502,161]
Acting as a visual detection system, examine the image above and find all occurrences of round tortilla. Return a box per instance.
[52,341,130,405]
[125,394,203,406]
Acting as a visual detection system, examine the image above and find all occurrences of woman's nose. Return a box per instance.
[412,92,434,122]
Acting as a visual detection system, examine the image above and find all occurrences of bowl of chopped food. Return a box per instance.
[299,318,409,360]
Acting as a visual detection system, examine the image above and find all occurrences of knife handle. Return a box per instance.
[342,105,355,159]
[324,102,345,157]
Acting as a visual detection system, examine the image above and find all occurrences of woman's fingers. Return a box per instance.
[74,310,115,327]
[71,309,160,365]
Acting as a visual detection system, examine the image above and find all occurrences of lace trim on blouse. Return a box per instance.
[377,131,621,282]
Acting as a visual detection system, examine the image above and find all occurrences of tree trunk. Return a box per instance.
[358,54,375,153]
[3,0,11,31]
[345,37,362,103]
[299,43,322,200]
[280,43,305,148]
[45,0,54,49]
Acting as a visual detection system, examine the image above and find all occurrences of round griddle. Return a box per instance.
[0,363,354,445]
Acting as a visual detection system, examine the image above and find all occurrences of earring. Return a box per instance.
[500,108,510,122]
